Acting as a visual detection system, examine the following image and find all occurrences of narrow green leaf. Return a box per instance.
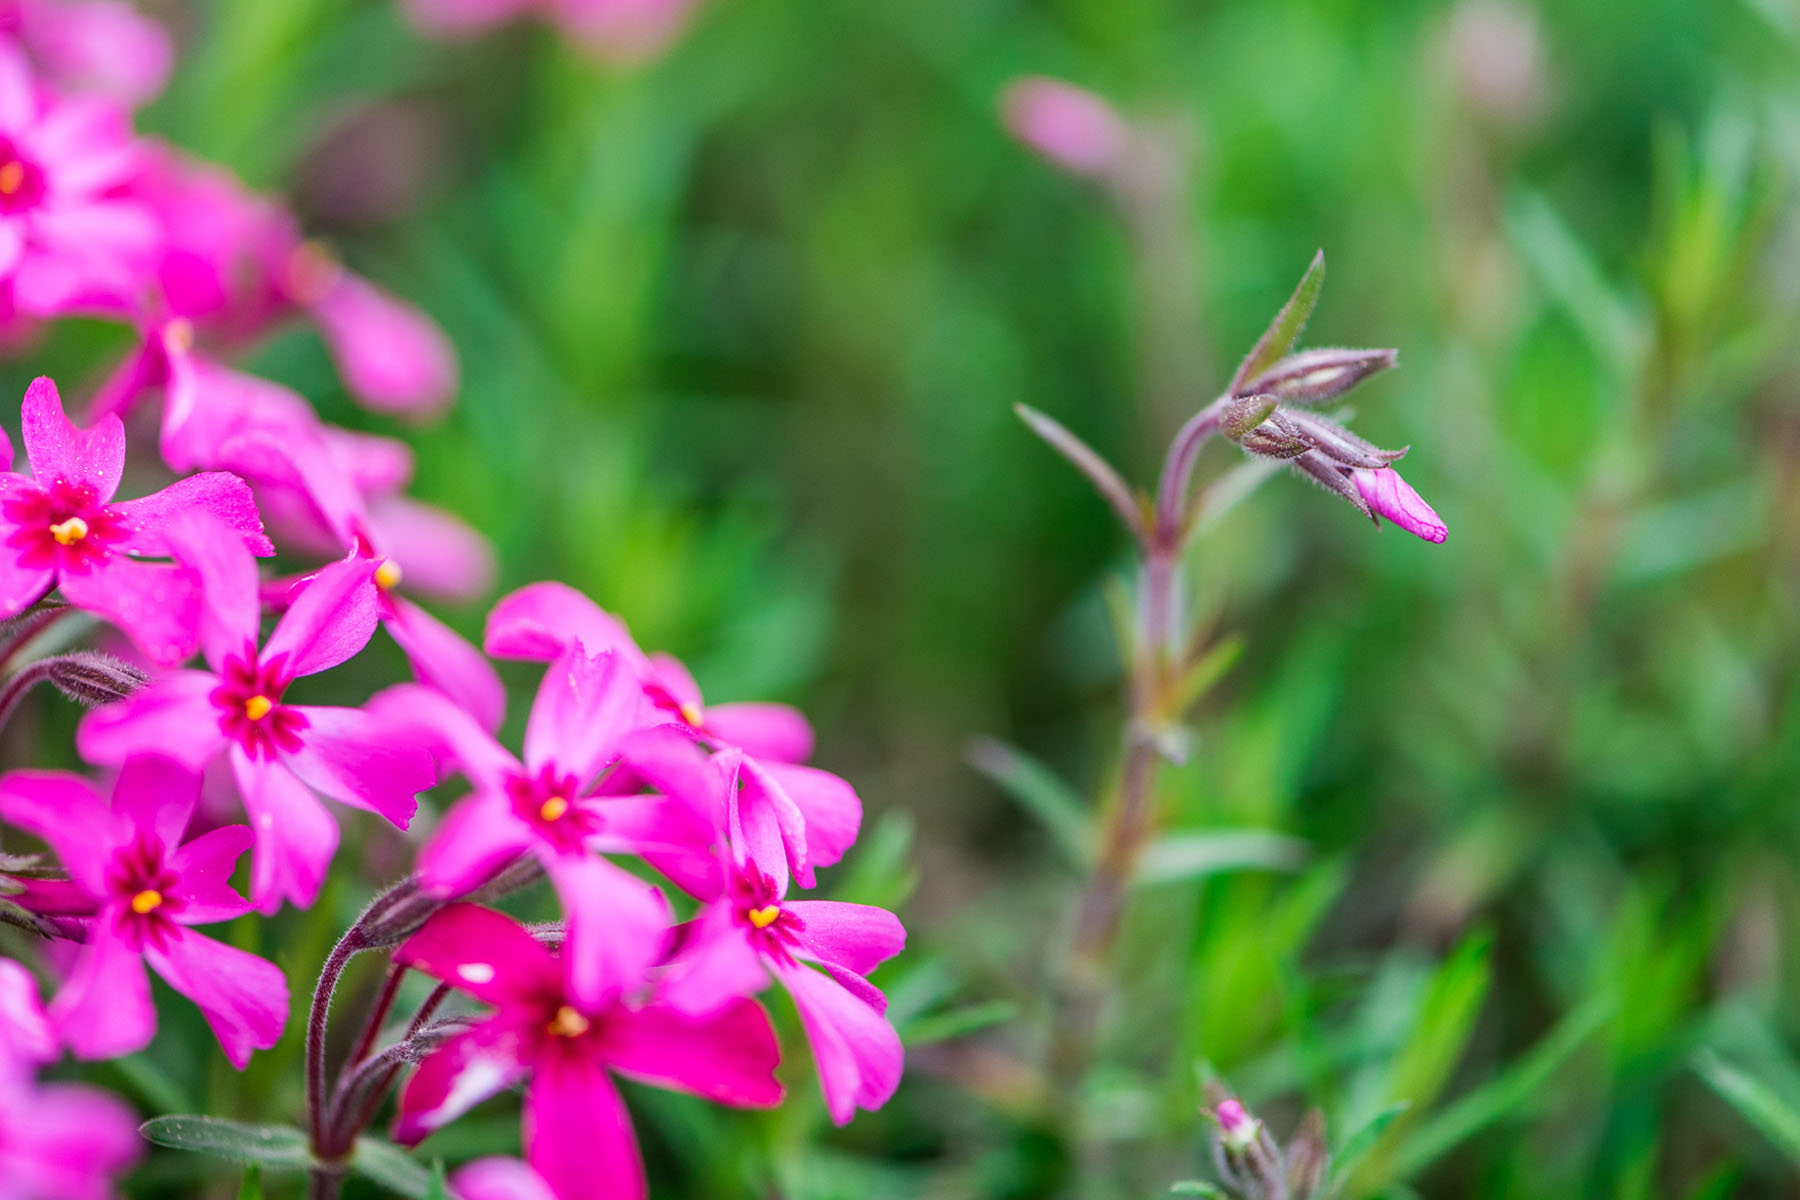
[966,737,1091,867]
[1328,1101,1411,1185]
[237,1164,264,1200]
[1170,1182,1228,1197]
[1134,829,1310,887]
[901,1000,1018,1046]
[426,1162,452,1200]
[1173,635,1245,715]
[352,1137,435,1199]
[138,1116,313,1169]
[1695,1050,1800,1164]
[1231,250,1325,392]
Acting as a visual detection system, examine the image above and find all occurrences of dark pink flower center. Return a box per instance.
[506,765,593,853]
[729,868,803,963]
[0,139,46,216]
[1,478,126,573]
[105,832,183,951]
[211,651,308,759]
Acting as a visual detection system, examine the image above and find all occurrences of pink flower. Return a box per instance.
[0,45,155,316]
[999,76,1129,179]
[0,1065,139,1200]
[632,737,903,1123]
[291,253,459,418]
[451,1158,558,1200]
[486,581,816,763]
[0,376,270,663]
[77,519,435,912]
[0,956,55,1068]
[0,755,288,1065]
[392,904,783,1200]
[377,647,707,1008]
[1351,466,1448,543]
[1,0,173,107]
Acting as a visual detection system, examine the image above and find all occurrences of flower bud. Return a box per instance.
[1220,394,1279,440]
[43,653,148,707]
[1277,408,1405,469]
[1238,347,1398,406]
[1352,466,1448,543]
[1214,1098,1258,1151]
[1284,1109,1330,1200]
[1000,76,1130,179]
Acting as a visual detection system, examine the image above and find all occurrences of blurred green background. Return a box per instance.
[34,0,1800,1195]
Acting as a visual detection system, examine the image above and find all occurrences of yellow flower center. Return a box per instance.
[746,905,782,929]
[48,516,88,546]
[678,702,703,728]
[164,317,194,353]
[374,559,403,591]
[546,1005,590,1038]
[129,889,163,915]
[0,160,25,196]
[538,795,570,822]
[243,695,274,722]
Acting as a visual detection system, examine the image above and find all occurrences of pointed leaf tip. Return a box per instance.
[1232,250,1327,394]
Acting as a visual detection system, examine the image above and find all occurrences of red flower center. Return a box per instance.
[1,478,126,573]
[506,765,593,853]
[0,142,45,215]
[105,832,183,951]
[212,651,308,758]
[730,869,803,963]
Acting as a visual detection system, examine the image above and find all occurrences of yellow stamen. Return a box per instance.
[538,795,570,822]
[163,317,194,353]
[243,695,274,722]
[546,1005,590,1038]
[48,516,88,546]
[129,889,163,915]
[0,161,24,195]
[374,559,403,591]
[678,702,703,728]
[746,905,781,929]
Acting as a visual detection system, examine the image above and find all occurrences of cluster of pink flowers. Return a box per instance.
[0,5,904,1199]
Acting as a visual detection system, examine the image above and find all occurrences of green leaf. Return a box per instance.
[1170,1182,1228,1197]
[1133,829,1310,887]
[238,1165,264,1200]
[966,738,1091,867]
[426,1162,452,1200]
[138,1116,314,1170]
[1695,1050,1800,1163]
[900,999,1018,1046]
[1172,635,1244,716]
[1231,250,1325,392]
[1329,1101,1411,1186]
[352,1137,436,1199]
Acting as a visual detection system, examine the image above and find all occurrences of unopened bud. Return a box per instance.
[1352,467,1447,543]
[1284,1109,1330,1200]
[1236,414,1311,460]
[1220,394,1279,440]
[43,653,148,707]
[1214,1098,1258,1151]
[1238,347,1398,406]
[1278,408,1405,469]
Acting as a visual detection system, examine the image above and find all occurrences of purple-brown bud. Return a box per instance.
[1238,346,1398,406]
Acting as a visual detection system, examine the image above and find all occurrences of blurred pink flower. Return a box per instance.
[403,0,698,63]
[1351,466,1448,543]
[0,1066,139,1200]
[0,44,156,316]
[1,0,172,107]
[999,76,1129,179]
[78,523,435,912]
[0,376,271,664]
[451,1158,559,1200]
[392,903,783,1200]
[290,252,459,418]
[0,755,288,1066]
[0,957,55,1067]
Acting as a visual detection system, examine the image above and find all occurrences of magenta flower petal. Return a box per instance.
[0,769,120,893]
[522,646,642,784]
[606,997,784,1107]
[76,670,224,773]
[0,958,56,1065]
[776,961,904,1125]
[369,497,495,603]
[0,1075,140,1200]
[656,904,769,1017]
[524,1055,645,1200]
[166,824,256,924]
[164,512,262,669]
[702,702,814,763]
[48,914,154,1061]
[754,761,862,875]
[484,581,646,667]
[230,749,339,913]
[19,0,175,105]
[309,273,458,417]
[1350,467,1447,543]
[0,46,32,131]
[261,556,382,678]
[416,791,534,900]
[281,704,429,828]
[784,901,906,976]
[370,682,520,792]
[734,754,810,892]
[144,927,286,1069]
[108,753,198,851]
[548,853,669,1009]
[58,558,200,666]
[0,552,51,616]
[19,376,125,501]
[385,596,506,733]
[450,1158,559,1200]
[1000,76,1130,179]
[395,902,564,1005]
[110,471,273,558]
[395,1020,531,1146]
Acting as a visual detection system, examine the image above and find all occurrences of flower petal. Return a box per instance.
[110,471,272,558]
[281,704,430,828]
[394,1019,530,1146]
[308,273,458,417]
[784,901,906,976]
[484,581,646,667]
[167,824,255,924]
[20,376,125,501]
[230,748,339,913]
[0,769,118,894]
[58,558,200,666]
[395,903,563,1006]
[523,646,642,784]
[606,996,784,1108]
[164,513,262,669]
[48,913,154,1061]
[775,961,904,1125]
[109,753,199,852]
[0,957,57,1063]
[524,1053,644,1200]
[655,902,768,1017]
[76,670,224,773]
[702,702,813,763]
[548,854,668,1010]
[753,761,861,875]
[417,790,533,900]
[368,497,495,602]
[385,596,506,733]
[449,1158,559,1200]
[145,926,287,1069]
[261,555,381,679]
